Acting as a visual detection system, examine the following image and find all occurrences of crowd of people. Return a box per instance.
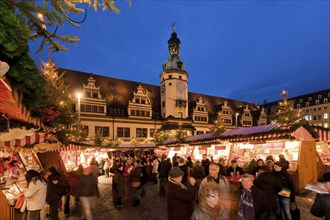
[16,152,330,220]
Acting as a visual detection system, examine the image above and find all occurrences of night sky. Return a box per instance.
[29,1,330,104]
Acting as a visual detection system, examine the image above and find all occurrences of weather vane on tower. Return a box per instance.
[171,23,176,32]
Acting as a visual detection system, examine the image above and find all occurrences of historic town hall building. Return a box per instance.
[60,31,268,145]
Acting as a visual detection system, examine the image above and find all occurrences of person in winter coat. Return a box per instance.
[272,161,295,220]
[158,157,172,196]
[226,159,244,177]
[199,162,231,220]
[191,181,224,220]
[130,160,142,207]
[113,165,125,208]
[253,165,282,218]
[238,174,272,220]
[166,166,197,220]
[75,166,98,220]
[191,161,205,189]
[46,173,62,220]
[23,170,47,220]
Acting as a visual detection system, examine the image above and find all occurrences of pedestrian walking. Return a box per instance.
[191,181,224,220]
[76,166,98,220]
[199,162,230,220]
[238,174,271,220]
[113,164,125,208]
[166,166,197,220]
[23,170,47,220]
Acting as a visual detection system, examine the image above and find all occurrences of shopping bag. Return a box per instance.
[290,202,300,220]
[14,194,25,209]
[278,188,291,198]
[310,193,325,218]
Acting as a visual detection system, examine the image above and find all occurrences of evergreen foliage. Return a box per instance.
[210,116,226,138]
[276,90,301,125]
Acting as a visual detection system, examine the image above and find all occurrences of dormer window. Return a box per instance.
[316,100,319,105]
[169,75,172,79]
[299,99,303,103]
[141,99,146,104]
[177,61,183,69]
[324,98,328,103]
[318,95,322,99]
[297,104,300,108]
[136,99,140,104]
[179,75,182,79]
[306,102,310,107]
[308,97,312,101]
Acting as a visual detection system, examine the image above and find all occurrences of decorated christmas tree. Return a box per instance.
[276,90,301,124]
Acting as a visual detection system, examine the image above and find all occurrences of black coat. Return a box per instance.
[159,159,172,179]
[166,180,197,220]
[114,170,125,197]
[227,166,244,176]
[272,170,295,201]
[254,172,282,210]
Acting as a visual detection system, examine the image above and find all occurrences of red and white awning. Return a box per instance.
[0,128,52,148]
[317,129,330,142]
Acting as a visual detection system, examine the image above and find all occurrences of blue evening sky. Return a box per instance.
[29,0,330,104]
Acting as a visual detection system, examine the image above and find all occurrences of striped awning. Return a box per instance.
[316,129,330,142]
[0,128,52,148]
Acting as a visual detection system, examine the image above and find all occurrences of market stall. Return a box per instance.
[316,128,330,175]
[165,124,319,193]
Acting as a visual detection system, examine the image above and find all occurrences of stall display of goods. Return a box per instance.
[19,152,43,172]
[316,142,330,165]
[232,141,300,171]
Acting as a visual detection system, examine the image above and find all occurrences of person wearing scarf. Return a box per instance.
[238,174,271,220]
[166,166,197,220]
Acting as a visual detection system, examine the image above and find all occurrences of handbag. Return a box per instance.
[290,202,300,220]
[310,193,325,217]
[14,194,25,209]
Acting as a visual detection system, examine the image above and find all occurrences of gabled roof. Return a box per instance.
[60,68,259,121]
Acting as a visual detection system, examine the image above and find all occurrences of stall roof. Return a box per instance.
[221,124,280,136]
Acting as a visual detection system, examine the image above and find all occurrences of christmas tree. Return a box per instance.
[276,90,301,124]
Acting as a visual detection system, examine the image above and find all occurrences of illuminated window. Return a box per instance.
[324,123,328,128]
[325,113,329,119]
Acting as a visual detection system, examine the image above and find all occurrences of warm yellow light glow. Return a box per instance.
[76,92,82,99]
[38,13,43,18]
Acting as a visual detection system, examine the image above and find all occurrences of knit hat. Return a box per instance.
[169,167,184,178]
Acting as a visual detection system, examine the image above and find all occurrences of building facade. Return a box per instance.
[61,31,267,145]
[264,89,330,128]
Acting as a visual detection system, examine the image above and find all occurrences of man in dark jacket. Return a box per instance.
[166,167,197,220]
[158,157,172,196]
[201,154,211,177]
[238,174,272,220]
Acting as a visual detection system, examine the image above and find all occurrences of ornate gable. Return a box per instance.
[240,105,252,127]
[258,107,267,125]
[192,96,208,123]
[79,75,106,115]
[218,100,233,125]
[128,84,152,119]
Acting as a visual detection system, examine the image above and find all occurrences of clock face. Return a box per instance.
[176,81,185,98]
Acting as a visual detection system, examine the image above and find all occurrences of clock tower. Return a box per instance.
[160,29,189,119]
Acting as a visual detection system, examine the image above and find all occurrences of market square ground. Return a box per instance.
[59,175,323,220]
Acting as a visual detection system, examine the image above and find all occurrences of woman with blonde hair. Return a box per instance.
[191,181,223,220]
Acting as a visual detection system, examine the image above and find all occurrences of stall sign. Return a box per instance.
[174,147,181,151]
[215,145,226,150]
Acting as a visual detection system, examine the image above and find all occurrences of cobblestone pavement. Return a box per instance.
[59,176,324,220]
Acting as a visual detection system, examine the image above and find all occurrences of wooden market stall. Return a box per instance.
[165,123,319,193]
[315,128,330,175]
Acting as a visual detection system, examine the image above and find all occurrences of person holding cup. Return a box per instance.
[226,160,244,178]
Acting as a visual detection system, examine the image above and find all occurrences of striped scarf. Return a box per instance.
[238,189,255,220]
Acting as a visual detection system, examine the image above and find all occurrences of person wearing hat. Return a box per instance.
[166,166,197,220]
[226,159,244,177]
